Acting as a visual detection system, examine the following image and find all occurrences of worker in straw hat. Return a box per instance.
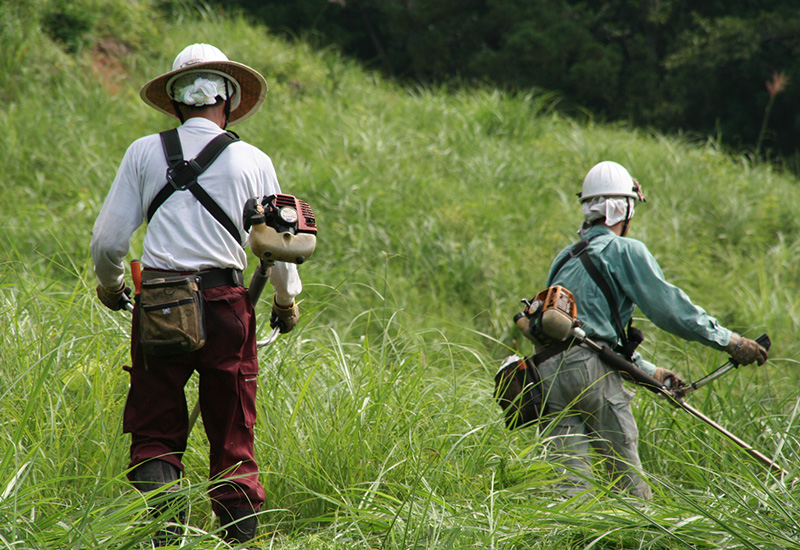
[532,160,768,500]
[91,43,301,545]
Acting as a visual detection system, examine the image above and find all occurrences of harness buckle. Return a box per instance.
[568,239,589,258]
[166,160,201,191]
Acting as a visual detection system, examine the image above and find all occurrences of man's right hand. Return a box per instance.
[725,333,769,366]
[96,283,131,311]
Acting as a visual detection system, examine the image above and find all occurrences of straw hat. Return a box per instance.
[140,43,267,126]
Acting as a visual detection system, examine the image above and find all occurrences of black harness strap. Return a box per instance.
[552,236,629,349]
[576,248,628,348]
[147,128,242,246]
[551,238,589,280]
[533,338,574,365]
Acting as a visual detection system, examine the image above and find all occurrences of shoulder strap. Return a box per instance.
[186,183,241,246]
[161,127,184,167]
[147,129,184,221]
[576,250,628,347]
[147,129,242,246]
[552,236,628,346]
[551,239,589,280]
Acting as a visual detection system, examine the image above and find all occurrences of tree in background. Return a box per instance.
[210,0,800,167]
[662,11,800,159]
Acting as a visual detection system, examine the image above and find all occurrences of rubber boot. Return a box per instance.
[218,507,258,545]
[131,459,186,547]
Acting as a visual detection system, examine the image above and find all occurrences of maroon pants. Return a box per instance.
[123,281,265,516]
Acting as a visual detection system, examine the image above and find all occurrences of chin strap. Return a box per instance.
[222,79,231,129]
[616,196,638,236]
[172,100,186,124]
[620,197,632,236]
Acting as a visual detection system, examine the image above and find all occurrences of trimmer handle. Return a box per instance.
[675,332,772,396]
[121,259,142,313]
[730,333,771,367]
[131,259,142,296]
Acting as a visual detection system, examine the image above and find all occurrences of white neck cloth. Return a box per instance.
[582,196,635,227]
[171,72,229,106]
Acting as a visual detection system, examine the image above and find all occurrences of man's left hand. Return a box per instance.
[270,297,299,333]
[654,367,684,389]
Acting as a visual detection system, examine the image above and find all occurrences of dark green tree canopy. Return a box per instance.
[212,0,800,164]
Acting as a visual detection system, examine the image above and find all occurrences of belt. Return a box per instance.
[141,267,244,289]
[532,338,578,365]
[196,268,244,289]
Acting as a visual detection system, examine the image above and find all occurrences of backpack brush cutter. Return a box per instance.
[514,286,789,480]
[243,193,317,346]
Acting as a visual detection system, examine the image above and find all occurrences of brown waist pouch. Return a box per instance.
[139,274,206,356]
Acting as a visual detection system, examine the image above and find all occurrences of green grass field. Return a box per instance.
[2,2,800,548]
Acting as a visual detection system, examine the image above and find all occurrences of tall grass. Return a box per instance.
[2,1,800,548]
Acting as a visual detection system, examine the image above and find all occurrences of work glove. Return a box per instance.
[270,296,299,333]
[653,367,684,389]
[96,283,132,311]
[725,333,768,366]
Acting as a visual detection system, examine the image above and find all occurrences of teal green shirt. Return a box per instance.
[546,225,732,370]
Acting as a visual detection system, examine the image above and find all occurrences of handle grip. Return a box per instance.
[729,332,771,368]
[247,259,272,304]
[131,259,142,296]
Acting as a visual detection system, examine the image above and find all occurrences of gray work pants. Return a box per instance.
[537,345,652,500]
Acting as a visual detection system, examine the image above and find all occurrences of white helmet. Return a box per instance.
[579,161,645,202]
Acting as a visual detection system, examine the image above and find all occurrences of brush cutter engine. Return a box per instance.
[244,194,317,264]
[514,285,580,345]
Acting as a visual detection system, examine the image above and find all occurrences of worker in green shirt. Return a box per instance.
[537,160,768,500]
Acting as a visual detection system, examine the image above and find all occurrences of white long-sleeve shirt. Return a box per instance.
[91,117,301,304]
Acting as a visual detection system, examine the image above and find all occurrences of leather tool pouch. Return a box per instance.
[494,355,544,429]
[139,275,206,355]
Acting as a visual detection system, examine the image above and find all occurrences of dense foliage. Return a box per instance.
[213,0,800,168]
[3,1,800,548]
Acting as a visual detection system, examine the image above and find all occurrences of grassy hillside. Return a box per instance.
[2,1,800,548]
